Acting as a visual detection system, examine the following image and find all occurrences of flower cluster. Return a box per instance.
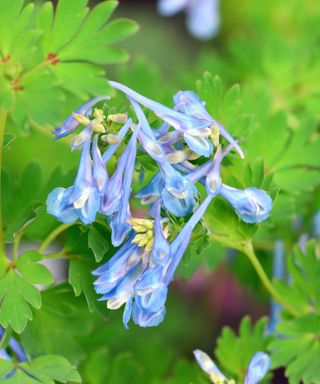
[157,0,220,40]
[47,81,272,328]
[194,349,270,384]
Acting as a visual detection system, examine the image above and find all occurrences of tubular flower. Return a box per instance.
[219,185,272,223]
[194,349,270,384]
[47,82,273,328]
[157,0,220,41]
[52,96,110,139]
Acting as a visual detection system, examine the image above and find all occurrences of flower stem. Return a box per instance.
[0,109,7,253]
[12,231,23,262]
[244,241,299,317]
[38,223,73,254]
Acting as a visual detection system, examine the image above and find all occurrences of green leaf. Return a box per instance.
[273,241,320,315]
[100,18,140,45]
[21,286,92,364]
[0,359,15,379]
[68,258,99,313]
[0,269,41,333]
[23,355,81,383]
[215,316,273,381]
[270,315,320,384]
[2,163,43,243]
[88,225,110,262]
[16,251,54,285]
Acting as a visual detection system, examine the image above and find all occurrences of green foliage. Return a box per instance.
[0,251,52,333]
[0,269,41,333]
[0,355,81,383]
[0,0,138,130]
[270,241,320,384]
[215,316,273,381]
[87,224,110,263]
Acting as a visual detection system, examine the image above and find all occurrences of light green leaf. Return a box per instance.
[24,355,81,383]
[88,226,109,262]
[215,316,273,381]
[0,359,15,379]
[17,251,54,285]
[0,269,41,333]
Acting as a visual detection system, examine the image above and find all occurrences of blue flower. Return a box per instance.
[47,140,103,224]
[135,173,164,205]
[110,81,244,159]
[173,90,244,158]
[52,96,109,139]
[157,0,220,41]
[110,124,141,246]
[245,352,271,384]
[220,185,272,223]
[109,81,210,133]
[194,349,270,384]
[193,349,227,383]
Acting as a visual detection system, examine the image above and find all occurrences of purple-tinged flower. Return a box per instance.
[130,99,198,216]
[52,96,109,139]
[220,185,272,224]
[194,349,270,384]
[157,0,220,41]
[109,81,209,133]
[173,90,244,158]
[110,81,243,159]
[95,194,214,328]
[110,124,141,246]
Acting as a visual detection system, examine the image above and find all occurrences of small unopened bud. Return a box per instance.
[102,134,121,144]
[107,113,128,124]
[210,123,220,147]
[72,112,91,126]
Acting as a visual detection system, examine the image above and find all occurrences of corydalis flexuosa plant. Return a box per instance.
[47,81,272,328]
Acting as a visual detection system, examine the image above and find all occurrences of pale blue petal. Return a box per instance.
[157,0,188,16]
[46,187,78,224]
[244,352,271,384]
[92,135,108,193]
[183,132,213,157]
[123,299,133,329]
[161,183,197,217]
[135,173,164,205]
[187,0,220,41]
[109,81,208,132]
[220,185,272,223]
[132,301,166,327]
[151,202,170,265]
[193,349,227,381]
